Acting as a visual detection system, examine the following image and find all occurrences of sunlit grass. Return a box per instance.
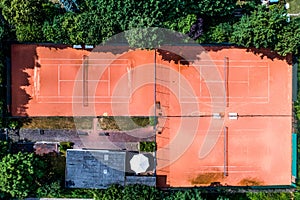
[287,0,300,16]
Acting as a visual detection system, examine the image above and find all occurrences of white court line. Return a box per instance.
[180,59,269,62]
[203,80,248,83]
[183,170,258,173]
[247,66,249,97]
[33,65,40,98]
[58,80,109,82]
[247,64,270,103]
[37,99,137,105]
[36,95,130,98]
[40,58,129,61]
[58,65,60,96]
[196,129,265,132]
[108,66,111,96]
[180,96,269,99]
[193,65,269,68]
[268,63,270,103]
[52,60,122,101]
[39,64,128,66]
[185,171,258,174]
[178,64,181,98]
[179,100,269,104]
[36,101,137,104]
[186,165,257,168]
[228,129,266,132]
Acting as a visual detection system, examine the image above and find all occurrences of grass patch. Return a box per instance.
[19,117,93,129]
[139,141,156,152]
[239,178,264,186]
[190,172,224,185]
[287,0,300,16]
[59,141,74,156]
[99,116,150,131]
[18,116,150,130]
[149,116,157,126]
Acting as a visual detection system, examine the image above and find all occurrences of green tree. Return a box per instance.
[122,184,162,200]
[43,13,74,44]
[246,192,292,200]
[0,22,5,41]
[209,22,233,43]
[275,19,300,56]
[230,5,299,55]
[164,189,203,200]
[0,140,8,159]
[43,10,118,45]
[0,152,45,198]
[15,23,45,42]
[0,0,59,25]
[36,181,61,198]
[93,184,123,200]
[0,0,60,42]
[164,14,197,34]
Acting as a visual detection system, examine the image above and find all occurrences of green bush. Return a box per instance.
[99,116,150,131]
[59,141,74,155]
[139,141,156,152]
[8,120,19,130]
[0,152,45,198]
[149,116,157,126]
[36,181,61,198]
[0,140,8,159]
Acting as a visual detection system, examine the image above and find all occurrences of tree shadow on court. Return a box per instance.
[37,43,71,51]
[91,44,193,66]
[205,45,292,65]
[91,43,292,68]
[91,30,202,66]
[157,49,190,66]
[246,47,293,65]
[92,45,132,55]
[11,44,37,117]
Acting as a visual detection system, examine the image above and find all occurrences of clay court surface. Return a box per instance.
[11,44,292,186]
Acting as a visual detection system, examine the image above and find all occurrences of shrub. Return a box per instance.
[59,141,74,155]
[139,141,156,152]
[149,116,157,126]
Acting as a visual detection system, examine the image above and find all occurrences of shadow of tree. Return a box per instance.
[10,44,71,131]
[11,44,36,117]
[203,44,292,65]
[157,49,190,65]
[11,44,71,118]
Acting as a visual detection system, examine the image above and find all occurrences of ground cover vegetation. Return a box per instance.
[0,0,300,199]
[0,137,298,199]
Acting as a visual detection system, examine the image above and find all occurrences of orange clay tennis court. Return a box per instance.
[11,44,292,187]
[11,44,156,116]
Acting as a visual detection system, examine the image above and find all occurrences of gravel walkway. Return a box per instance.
[13,126,155,150]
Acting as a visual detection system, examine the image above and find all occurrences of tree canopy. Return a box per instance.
[230,5,300,55]
[0,140,8,159]
[0,0,60,42]
[0,0,299,198]
[0,152,45,198]
[1,0,298,56]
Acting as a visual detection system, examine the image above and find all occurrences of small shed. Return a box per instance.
[34,141,59,155]
[66,149,126,189]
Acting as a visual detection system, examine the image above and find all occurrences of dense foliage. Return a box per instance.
[0,0,236,44]
[0,152,45,198]
[140,141,156,152]
[0,140,8,159]
[0,0,299,199]
[230,5,300,55]
[0,0,298,55]
[0,0,60,42]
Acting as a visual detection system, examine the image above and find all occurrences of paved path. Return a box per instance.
[15,126,155,150]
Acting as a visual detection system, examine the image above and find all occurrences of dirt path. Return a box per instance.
[16,126,155,150]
